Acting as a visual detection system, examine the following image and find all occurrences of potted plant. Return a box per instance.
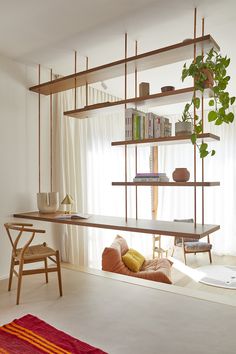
[175,102,193,136]
[181,48,235,158]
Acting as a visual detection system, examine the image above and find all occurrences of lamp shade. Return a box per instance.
[61,194,74,205]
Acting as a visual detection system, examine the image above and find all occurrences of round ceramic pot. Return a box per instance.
[175,121,193,136]
[37,192,59,213]
[172,168,190,182]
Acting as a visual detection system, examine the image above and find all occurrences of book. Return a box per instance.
[133,114,140,140]
[136,172,167,177]
[133,176,169,182]
[55,213,90,220]
[125,108,134,141]
[146,112,156,138]
[153,116,161,138]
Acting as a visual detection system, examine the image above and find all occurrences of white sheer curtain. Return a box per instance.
[54,87,236,269]
[54,87,152,268]
[158,107,236,256]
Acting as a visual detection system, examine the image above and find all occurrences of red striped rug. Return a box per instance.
[0,314,107,354]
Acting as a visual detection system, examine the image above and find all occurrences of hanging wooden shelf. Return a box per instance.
[112,181,220,187]
[111,133,220,147]
[29,35,220,96]
[64,87,207,119]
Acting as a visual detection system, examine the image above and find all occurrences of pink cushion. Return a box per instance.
[102,235,172,284]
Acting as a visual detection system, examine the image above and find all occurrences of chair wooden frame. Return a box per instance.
[5,222,62,305]
[152,235,168,259]
[172,234,212,265]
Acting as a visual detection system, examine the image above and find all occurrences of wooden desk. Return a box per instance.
[13,211,220,239]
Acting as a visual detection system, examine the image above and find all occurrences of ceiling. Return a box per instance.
[0,0,235,101]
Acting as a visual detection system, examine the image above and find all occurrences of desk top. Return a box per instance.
[13,211,220,239]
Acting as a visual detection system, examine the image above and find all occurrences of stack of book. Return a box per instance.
[133,173,169,182]
[125,108,172,141]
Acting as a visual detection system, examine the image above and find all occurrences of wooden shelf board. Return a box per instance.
[111,133,220,147]
[112,182,220,187]
[64,87,203,119]
[29,35,220,95]
[13,211,220,239]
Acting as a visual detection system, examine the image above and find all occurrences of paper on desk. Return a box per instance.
[55,213,90,220]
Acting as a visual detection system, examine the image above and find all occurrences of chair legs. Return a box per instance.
[44,258,48,283]
[16,260,24,305]
[208,250,212,264]
[183,250,187,265]
[10,253,62,304]
[8,256,14,291]
[56,251,63,297]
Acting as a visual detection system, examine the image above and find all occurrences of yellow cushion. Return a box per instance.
[122,248,145,272]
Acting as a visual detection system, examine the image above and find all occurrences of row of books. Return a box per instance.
[125,108,172,141]
[133,173,169,182]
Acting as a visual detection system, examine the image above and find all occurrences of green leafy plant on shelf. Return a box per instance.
[181,48,235,158]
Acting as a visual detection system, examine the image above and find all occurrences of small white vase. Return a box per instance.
[37,192,59,213]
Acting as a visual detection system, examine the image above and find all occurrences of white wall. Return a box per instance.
[0,54,55,279]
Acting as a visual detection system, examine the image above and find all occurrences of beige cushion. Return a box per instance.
[15,244,56,260]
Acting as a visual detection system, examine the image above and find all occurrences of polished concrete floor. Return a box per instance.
[0,268,236,354]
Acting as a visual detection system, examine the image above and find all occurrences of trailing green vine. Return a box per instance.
[181,48,235,158]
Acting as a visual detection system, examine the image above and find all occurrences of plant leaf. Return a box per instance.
[230,97,235,105]
[200,150,209,158]
[191,133,197,144]
[193,97,200,109]
[215,118,223,125]
[208,111,217,122]
[200,143,208,151]
[209,99,214,107]
[211,150,216,156]
[227,112,234,123]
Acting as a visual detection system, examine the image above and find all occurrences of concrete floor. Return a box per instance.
[1,268,236,354]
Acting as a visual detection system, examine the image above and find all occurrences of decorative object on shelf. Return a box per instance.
[161,86,175,93]
[175,99,194,136]
[175,121,193,136]
[139,82,150,96]
[61,194,74,214]
[172,168,190,182]
[182,47,235,158]
[125,108,172,141]
[196,68,214,88]
[182,38,193,43]
[37,192,59,213]
[133,172,169,182]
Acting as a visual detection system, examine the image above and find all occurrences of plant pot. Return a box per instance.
[197,68,214,88]
[37,192,59,213]
[175,121,193,136]
[172,168,190,182]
